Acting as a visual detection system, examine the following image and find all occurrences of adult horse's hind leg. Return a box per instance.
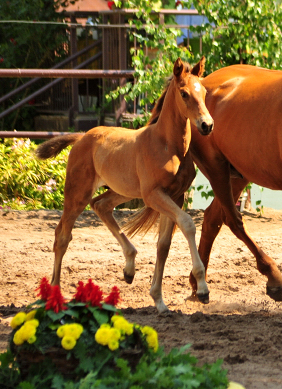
[90,190,138,284]
[190,175,282,301]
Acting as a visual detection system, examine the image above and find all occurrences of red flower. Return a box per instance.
[107,1,115,10]
[175,0,183,8]
[73,281,87,302]
[84,279,96,300]
[45,285,67,313]
[104,286,121,306]
[10,38,17,45]
[36,277,52,301]
[89,284,103,308]
[73,279,103,307]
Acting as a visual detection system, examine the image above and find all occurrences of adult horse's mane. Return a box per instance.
[147,62,192,126]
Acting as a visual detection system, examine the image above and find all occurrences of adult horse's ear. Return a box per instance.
[173,58,184,78]
[191,56,206,77]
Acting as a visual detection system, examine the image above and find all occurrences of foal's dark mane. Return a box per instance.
[147,62,192,126]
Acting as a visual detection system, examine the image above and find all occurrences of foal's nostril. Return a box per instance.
[201,121,214,134]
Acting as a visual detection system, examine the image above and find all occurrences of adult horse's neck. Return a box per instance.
[155,78,190,158]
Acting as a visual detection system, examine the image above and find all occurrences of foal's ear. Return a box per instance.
[191,56,206,77]
[173,58,185,79]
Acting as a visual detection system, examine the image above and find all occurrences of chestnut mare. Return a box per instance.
[143,63,282,305]
[36,57,213,313]
[187,64,282,302]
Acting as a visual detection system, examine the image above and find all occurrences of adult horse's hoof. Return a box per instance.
[197,292,210,304]
[123,270,134,284]
[266,285,282,301]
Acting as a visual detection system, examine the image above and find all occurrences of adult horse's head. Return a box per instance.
[173,57,214,136]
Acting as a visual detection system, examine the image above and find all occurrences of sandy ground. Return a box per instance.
[1,206,282,388]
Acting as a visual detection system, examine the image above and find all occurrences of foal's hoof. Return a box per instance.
[123,270,134,284]
[266,285,282,301]
[197,292,210,304]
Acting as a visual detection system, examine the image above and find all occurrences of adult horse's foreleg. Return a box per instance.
[145,189,209,303]
[90,190,137,284]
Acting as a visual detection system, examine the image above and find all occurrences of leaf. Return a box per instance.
[87,307,109,325]
[46,310,66,322]
[51,375,65,389]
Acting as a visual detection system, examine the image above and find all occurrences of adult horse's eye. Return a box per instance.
[181,91,188,98]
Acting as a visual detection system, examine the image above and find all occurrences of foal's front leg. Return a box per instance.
[145,188,209,304]
[90,190,137,283]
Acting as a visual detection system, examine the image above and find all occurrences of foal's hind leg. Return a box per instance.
[150,214,176,313]
[90,190,137,284]
[52,176,93,285]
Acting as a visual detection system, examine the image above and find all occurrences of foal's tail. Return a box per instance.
[123,206,177,238]
[36,133,84,159]
[123,207,160,237]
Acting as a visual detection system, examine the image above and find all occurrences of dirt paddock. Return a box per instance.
[1,207,282,388]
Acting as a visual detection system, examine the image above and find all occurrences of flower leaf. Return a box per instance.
[88,308,109,325]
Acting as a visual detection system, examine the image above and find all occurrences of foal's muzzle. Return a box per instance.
[199,119,214,135]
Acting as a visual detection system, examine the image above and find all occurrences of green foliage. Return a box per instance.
[187,0,282,72]
[0,0,77,131]
[0,343,229,388]
[107,0,192,127]
[0,138,69,210]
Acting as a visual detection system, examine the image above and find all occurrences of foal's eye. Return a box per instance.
[180,91,189,99]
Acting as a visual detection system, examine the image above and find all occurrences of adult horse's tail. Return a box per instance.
[36,133,83,159]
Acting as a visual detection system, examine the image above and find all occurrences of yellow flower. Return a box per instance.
[141,326,154,336]
[20,322,37,341]
[113,317,133,335]
[64,323,84,340]
[27,335,37,344]
[27,319,39,328]
[26,310,37,321]
[228,383,246,389]
[95,327,111,346]
[100,323,111,329]
[108,340,119,351]
[109,327,121,342]
[13,330,24,346]
[111,315,120,323]
[61,335,76,350]
[10,312,27,329]
[57,325,66,338]
[142,326,158,352]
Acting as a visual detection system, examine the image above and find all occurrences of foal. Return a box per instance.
[36,57,213,313]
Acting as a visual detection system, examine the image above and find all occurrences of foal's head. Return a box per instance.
[173,57,214,135]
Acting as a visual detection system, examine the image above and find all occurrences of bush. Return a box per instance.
[0,138,68,210]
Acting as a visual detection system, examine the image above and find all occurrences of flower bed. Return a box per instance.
[0,278,241,388]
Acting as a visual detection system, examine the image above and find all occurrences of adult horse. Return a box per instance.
[36,57,214,313]
[187,64,282,302]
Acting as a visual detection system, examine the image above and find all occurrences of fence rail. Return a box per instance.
[0,69,134,78]
[0,131,83,139]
